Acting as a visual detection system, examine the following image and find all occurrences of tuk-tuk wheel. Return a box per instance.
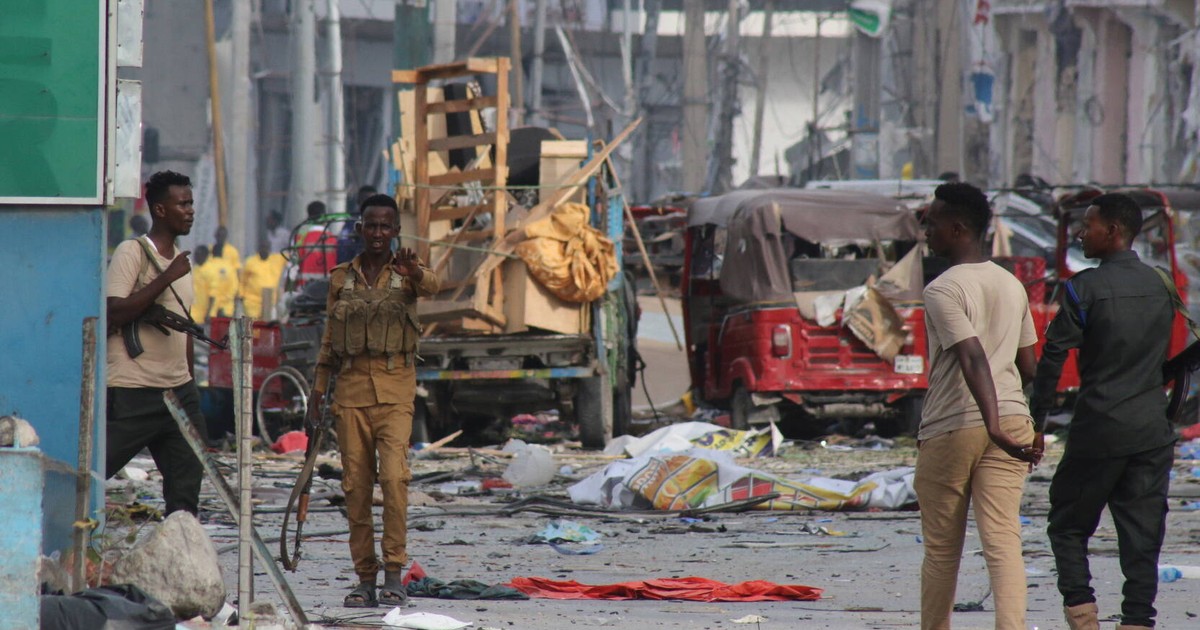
[730,387,754,431]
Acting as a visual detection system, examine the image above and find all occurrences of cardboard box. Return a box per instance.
[502,258,589,335]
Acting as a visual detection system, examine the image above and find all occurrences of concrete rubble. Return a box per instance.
[109,511,226,619]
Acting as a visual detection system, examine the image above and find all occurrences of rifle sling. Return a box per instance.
[134,236,195,324]
[280,424,325,571]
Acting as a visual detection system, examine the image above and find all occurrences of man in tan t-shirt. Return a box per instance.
[106,170,208,516]
[915,182,1042,630]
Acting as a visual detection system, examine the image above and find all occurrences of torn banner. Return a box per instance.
[569,449,916,512]
[610,421,783,459]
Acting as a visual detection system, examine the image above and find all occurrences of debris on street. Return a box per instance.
[507,576,822,602]
[569,449,916,512]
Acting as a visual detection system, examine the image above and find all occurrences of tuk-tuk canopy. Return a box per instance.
[691,189,920,303]
[688,188,918,238]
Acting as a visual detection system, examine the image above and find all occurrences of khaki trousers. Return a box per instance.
[334,399,413,581]
[914,415,1034,630]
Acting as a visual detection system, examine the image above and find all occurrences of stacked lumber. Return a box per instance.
[390,57,640,337]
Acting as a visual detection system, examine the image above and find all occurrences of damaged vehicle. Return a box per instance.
[682,189,930,436]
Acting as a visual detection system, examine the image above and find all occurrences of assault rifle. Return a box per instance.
[122,303,229,359]
[1165,340,1200,424]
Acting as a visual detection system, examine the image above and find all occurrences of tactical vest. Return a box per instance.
[327,269,421,363]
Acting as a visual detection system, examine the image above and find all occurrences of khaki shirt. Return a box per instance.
[106,237,194,389]
[920,261,1037,440]
[313,254,440,406]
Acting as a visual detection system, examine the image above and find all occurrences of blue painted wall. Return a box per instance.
[0,207,107,553]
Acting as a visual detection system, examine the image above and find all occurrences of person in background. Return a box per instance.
[336,185,376,264]
[205,243,239,318]
[265,210,290,254]
[240,236,287,320]
[915,182,1042,630]
[1031,193,1177,630]
[129,213,149,238]
[190,245,214,323]
[296,200,339,287]
[212,225,241,270]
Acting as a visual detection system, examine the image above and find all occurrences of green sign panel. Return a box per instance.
[0,0,104,203]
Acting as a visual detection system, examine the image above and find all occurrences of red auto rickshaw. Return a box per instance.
[682,189,932,436]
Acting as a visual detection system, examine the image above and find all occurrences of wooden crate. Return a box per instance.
[501,258,589,335]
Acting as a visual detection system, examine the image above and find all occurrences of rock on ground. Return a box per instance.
[110,511,226,619]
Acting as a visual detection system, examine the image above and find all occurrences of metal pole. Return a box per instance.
[233,316,254,611]
[681,0,708,194]
[708,0,741,193]
[324,0,347,214]
[73,317,97,592]
[508,0,525,125]
[289,0,319,228]
[749,0,774,178]
[529,0,548,126]
[230,0,251,253]
[632,0,660,201]
[204,0,229,228]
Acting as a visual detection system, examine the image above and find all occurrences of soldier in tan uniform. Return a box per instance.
[307,194,439,608]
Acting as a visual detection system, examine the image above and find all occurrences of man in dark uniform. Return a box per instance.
[1032,192,1177,630]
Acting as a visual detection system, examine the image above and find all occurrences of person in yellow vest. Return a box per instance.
[212,225,241,270]
[240,236,287,320]
[190,245,214,323]
[206,250,239,318]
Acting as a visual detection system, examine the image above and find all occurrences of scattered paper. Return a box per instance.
[382,610,473,630]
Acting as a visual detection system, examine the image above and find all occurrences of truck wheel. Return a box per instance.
[577,376,609,448]
[730,386,753,431]
[613,371,632,439]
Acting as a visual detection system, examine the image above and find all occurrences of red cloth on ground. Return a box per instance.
[508,576,821,602]
[1181,425,1200,441]
[270,430,307,454]
[402,560,428,586]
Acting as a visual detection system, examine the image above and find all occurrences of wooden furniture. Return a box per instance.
[392,57,512,330]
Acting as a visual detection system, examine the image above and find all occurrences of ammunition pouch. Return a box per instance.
[330,271,420,360]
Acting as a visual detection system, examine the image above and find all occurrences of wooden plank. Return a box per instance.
[433,229,492,245]
[410,57,502,81]
[425,95,499,114]
[428,132,497,152]
[465,57,501,74]
[417,301,506,327]
[392,69,419,83]
[432,203,491,223]
[414,81,430,262]
[429,168,497,187]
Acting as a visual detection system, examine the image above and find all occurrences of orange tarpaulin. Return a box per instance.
[514,202,617,303]
[508,576,822,602]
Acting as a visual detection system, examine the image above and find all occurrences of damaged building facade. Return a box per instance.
[851,0,1200,188]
